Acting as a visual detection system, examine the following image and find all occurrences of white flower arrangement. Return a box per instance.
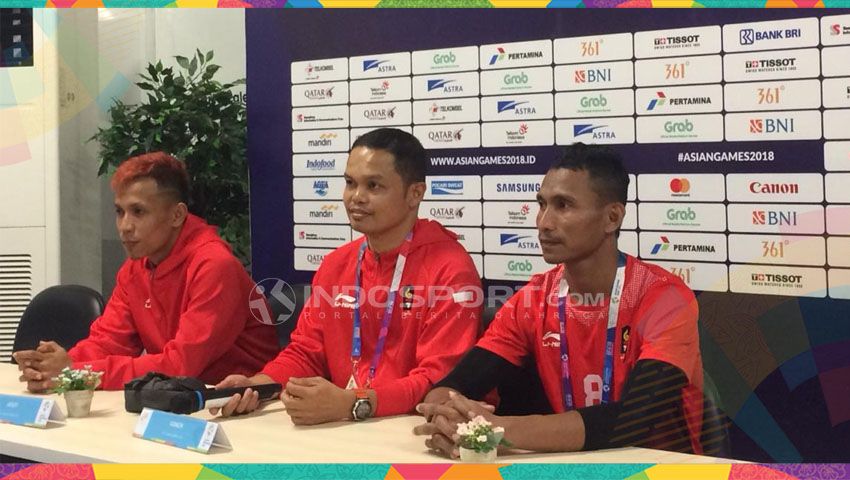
[51,365,103,395]
[455,415,510,454]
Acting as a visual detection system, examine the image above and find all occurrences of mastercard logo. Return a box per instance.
[669,178,690,193]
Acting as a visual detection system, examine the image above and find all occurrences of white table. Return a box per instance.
[0,364,737,464]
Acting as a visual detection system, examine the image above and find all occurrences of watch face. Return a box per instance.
[354,399,372,420]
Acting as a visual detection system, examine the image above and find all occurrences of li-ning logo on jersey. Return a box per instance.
[334,294,356,309]
[542,331,560,348]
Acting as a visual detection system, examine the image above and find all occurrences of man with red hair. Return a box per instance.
[13,152,279,391]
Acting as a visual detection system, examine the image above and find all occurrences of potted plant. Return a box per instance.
[455,415,510,463]
[89,50,250,265]
[52,365,103,418]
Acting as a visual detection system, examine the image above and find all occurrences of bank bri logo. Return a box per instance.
[363,59,390,71]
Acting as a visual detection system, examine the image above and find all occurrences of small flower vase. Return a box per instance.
[459,447,497,463]
[63,390,94,417]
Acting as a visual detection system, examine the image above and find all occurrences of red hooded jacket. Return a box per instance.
[261,219,482,416]
[69,214,279,389]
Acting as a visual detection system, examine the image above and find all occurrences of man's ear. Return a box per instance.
[407,181,426,208]
[606,202,625,234]
[172,202,189,227]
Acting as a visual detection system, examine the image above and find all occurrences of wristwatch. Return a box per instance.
[351,389,373,421]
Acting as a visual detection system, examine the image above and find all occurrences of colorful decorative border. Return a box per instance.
[2,1,850,9]
[1,463,850,479]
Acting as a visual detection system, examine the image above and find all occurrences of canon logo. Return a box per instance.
[749,182,799,194]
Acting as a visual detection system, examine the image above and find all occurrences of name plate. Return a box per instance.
[133,408,231,454]
[0,393,65,428]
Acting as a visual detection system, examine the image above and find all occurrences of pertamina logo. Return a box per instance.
[489,46,544,65]
[647,91,711,110]
[651,235,716,255]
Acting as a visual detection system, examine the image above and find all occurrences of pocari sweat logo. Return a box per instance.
[431,180,464,196]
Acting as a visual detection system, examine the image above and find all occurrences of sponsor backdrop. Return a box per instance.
[248,10,850,461]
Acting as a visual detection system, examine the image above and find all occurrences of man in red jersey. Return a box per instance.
[415,143,706,456]
[214,128,482,425]
[14,152,279,391]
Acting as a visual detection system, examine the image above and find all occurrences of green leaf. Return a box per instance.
[205,50,214,62]
[189,57,198,76]
[175,55,190,69]
[136,82,154,91]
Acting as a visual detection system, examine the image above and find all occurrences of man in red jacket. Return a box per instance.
[13,152,279,391]
[213,128,482,425]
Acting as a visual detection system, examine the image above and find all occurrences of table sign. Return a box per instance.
[133,407,231,454]
[0,393,65,428]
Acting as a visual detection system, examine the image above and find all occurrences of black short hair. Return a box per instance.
[350,128,428,185]
[549,143,629,205]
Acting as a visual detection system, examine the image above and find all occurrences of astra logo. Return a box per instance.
[428,79,454,91]
[647,92,667,110]
[752,209,797,225]
[363,59,395,72]
[500,233,540,249]
[497,100,535,115]
[749,117,794,134]
[739,28,802,45]
[749,182,799,194]
[573,124,616,140]
[651,236,670,254]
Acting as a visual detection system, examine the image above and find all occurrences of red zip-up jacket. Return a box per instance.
[261,219,482,416]
[69,214,279,390]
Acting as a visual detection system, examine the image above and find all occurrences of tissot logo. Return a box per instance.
[750,273,802,285]
[654,35,701,46]
[739,28,802,45]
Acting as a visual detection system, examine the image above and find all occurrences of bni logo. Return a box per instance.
[489,47,506,65]
[651,236,670,255]
[431,180,464,195]
[647,91,667,110]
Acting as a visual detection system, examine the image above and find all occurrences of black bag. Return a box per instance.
[124,372,206,414]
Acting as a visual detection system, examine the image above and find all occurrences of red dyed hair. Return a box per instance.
[110,152,190,203]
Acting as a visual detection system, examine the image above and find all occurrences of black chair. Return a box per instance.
[11,285,104,363]
[700,372,732,458]
[272,283,310,348]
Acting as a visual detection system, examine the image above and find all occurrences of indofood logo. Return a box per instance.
[431,180,464,196]
[650,235,715,255]
[748,117,794,134]
[304,86,334,100]
[313,180,329,197]
[489,46,544,65]
[363,107,397,121]
[306,159,336,171]
[429,206,466,220]
[578,94,610,114]
[647,91,712,111]
[363,59,397,73]
[504,123,529,144]
[431,51,458,68]
[428,128,463,143]
[307,133,337,148]
[662,119,697,139]
[497,100,536,116]
[739,27,802,46]
[573,124,616,140]
[750,272,803,288]
[500,233,540,250]
[653,34,701,50]
[744,57,798,74]
[427,79,463,94]
[664,207,700,227]
[309,204,339,219]
[507,204,532,224]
